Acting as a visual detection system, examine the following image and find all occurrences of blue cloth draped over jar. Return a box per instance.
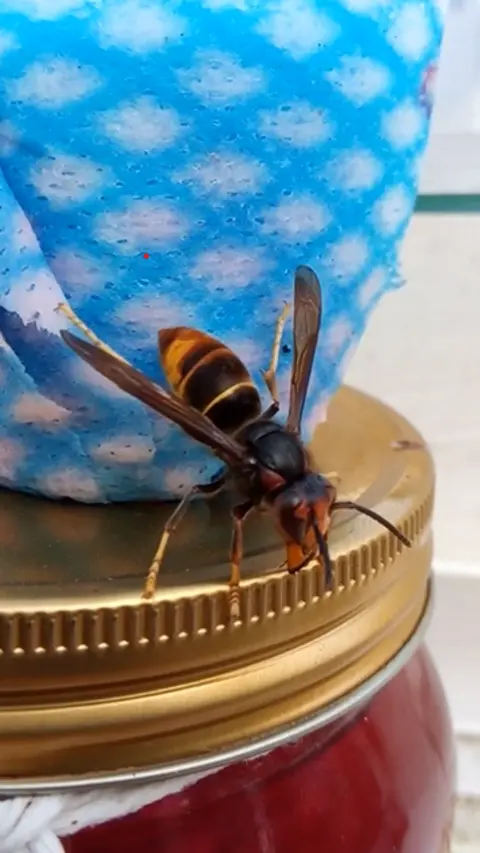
[0,0,442,502]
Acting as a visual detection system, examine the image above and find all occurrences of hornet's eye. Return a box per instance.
[278,500,308,545]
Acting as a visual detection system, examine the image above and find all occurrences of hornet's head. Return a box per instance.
[271,472,412,590]
[271,473,337,586]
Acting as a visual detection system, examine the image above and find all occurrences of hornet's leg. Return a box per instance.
[228,500,254,621]
[56,301,127,363]
[260,302,291,418]
[142,475,226,600]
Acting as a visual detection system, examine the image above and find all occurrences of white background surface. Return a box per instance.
[421,0,480,193]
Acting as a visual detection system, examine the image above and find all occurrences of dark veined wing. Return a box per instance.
[286,265,322,434]
[61,331,247,467]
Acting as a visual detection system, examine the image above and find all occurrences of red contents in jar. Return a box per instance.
[66,648,454,853]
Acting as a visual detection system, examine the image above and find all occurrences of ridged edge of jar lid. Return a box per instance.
[0,579,433,794]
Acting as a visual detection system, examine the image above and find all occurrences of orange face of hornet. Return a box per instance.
[271,473,338,574]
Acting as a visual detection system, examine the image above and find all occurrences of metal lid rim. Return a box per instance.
[0,580,433,796]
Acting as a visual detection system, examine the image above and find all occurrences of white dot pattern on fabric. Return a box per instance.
[97,1,187,53]
[0,29,18,55]
[30,153,110,208]
[324,148,383,192]
[259,102,334,148]
[260,195,331,241]
[7,58,102,109]
[175,151,269,198]
[191,246,270,288]
[325,56,392,106]
[178,50,266,104]
[0,0,442,502]
[99,97,186,153]
[94,200,190,253]
[381,100,424,149]
[324,234,369,283]
[387,3,432,61]
[256,0,339,60]
[1,0,89,21]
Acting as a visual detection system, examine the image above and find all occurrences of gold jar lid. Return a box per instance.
[0,386,433,793]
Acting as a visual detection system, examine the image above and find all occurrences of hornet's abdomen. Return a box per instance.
[158,327,261,434]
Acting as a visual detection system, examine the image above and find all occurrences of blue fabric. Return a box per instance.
[0,0,442,502]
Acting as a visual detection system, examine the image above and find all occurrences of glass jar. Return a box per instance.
[0,388,454,853]
[66,647,454,853]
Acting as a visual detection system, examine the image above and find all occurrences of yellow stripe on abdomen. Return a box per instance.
[201,381,255,416]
